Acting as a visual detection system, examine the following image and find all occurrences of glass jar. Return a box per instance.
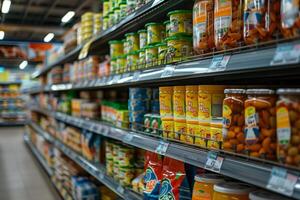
[213,182,253,200]
[276,89,300,167]
[223,89,246,153]
[244,0,280,44]
[165,35,193,63]
[214,0,243,50]
[114,7,121,23]
[109,40,124,59]
[281,0,300,38]
[186,86,199,144]
[125,32,139,53]
[244,89,277,160]
[145,22,165,45]
[123,39,129,54]
[168,10,193,36]
[159,87,174,138]
[108,11,115,27]
[192,174,224,200]
[193,0,215,54]
[138,29,147,49]
[173,86,186,141]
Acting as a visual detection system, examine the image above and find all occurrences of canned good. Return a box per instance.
[103,16,109,30]
[103,0,110,16]
[144,113,152,133]
[138,49,146,69]
[145,45,158,68]
[213,182,253,200]
[116,55,127,74]
[164,20,171,37]
[145,22,165,45]
[151,114,162,135]
[118,146,135,167]
[110,58,117,74]
[156,43,168,65]
[114,7,121,23]
[120,3,127,19]
[126,51,139,72]
[138,29,147,49]
[109,40,123,59]
[125,32,139,53]
[165,35,193,63]
[108,11,115,27]
[168,10,193,36]
[119,167,135,187]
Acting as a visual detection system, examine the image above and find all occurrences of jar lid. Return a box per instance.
[249,190,290,200]
[155,43,167,47]
[145,22,163,27]
[194,174,224,183]
[109,40,123,44]
[214,182,253,195]
[160,87,173,92]
[277,88,300,95]
[224,89,246,94]
[163,20,170,25]
[137,29,147,34]
[108,11,114,15]
[125,32,138,37]
[246,89,275,95]
[167,10,192,17]
[165,35,192,42]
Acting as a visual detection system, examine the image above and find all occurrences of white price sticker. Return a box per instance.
[117,185,125,194]
[123,134,134,143]
[155,141,169,155]
[132,71,141,82]
[271,43,300,65]
[267,167,298,196]
[205,151,224,173]
[209,55,230,71]
[161,65,175,78]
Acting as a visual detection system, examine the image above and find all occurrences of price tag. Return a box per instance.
[123,134,134,143]
[161,65,175,78]
[117,185,125,194]
[271,43,300,65]
[155,141,169,155]
[205,151,224,173]
[78,40,93,60]
[267,167,298,196]
[132,71,141,82]
[209,55,230,71]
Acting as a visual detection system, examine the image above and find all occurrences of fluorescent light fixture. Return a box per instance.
[19,60,28,70]
[61,11,75,23]
[0,31,4,40]
[1,0,11,14]
[43,33,54,42]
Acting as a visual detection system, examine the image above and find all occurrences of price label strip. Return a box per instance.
[132,71,141,82]
[102,127,109,136]
[151,0,164,7]
[78,40,93,60]
[155,141,169,155]
[161,65,175,78]
[117,185,125,194]
[267,167,298,196]
[205,151,224,173]
[123,134,134,143]
[209,55,230,71]
[271,43,300,65]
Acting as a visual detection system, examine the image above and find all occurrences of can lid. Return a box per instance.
[155,42,167,47]
[167,10,192,17]
[194,174,224,183]
[125,32,138,37]
[137,29,147,34]
[144,45,157,50]
[277,88,300,95]
[128,51,139,55]
[249,190,290,200]
[145,22,163,27]
[214,182,253,194]
[113,7,120,11]
[163,20,170,25]
[224,89,246,94]
[246,89,275,95]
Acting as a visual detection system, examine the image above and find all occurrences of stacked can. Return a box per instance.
[93,13,102,35]
[159,87,174,138]
[173,86,187,141]
[81,12,94,42]
[129,88,151,131]
[118,145,135,187]
[185,86,199,144]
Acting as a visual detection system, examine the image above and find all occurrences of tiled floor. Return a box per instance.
[0,127,60,200]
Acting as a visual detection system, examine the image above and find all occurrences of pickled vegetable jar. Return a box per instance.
[276,89,300,167]
[244,89,277,160]
[223,89,246,153]
[214,0,243,50]
[281,0,300,38]
[213,182,253,200]
[156,43,168,65]
[164,20,171,37]
[126,51,139,72]
[193,0,215,54]
[168,10,193,36]
[116,55,126,74]
[244,0,280,44]
[125,32,139,53]
[145,45,158,68]
[165,35,193,63]
[173,86,186,141]
[145,22,165,45]
[109,40,124,59]
[192,174,224,200]
[138,29,147,49]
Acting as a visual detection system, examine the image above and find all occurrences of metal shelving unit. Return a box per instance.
[29,121,143,200]
[30,106,300,199]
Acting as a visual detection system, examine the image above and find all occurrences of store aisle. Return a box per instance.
[0,127,60,200]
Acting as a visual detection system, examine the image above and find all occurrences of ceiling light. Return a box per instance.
[1,0,11,14]
[19,61,28,70]
[0,31,4,40]
[44,33,54,42]
[61,11,75,23]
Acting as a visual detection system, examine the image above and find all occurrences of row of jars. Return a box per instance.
[193,0,299,53]
[80,12,102,43]
[103,0,152,30]
[223,88,300,167]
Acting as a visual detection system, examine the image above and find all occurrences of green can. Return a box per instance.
[144,45,158,68]
[109,40,123,59]
[103,15,109,30]
[109,0,114,12]
[144,113,152,133]
[103,0,110,16]
[120,3,127,19]
[138,29,147,49]
[164,20,171,38]
[116,55,127,74]
[117,0,126,6]
[145,22,165,45]
[156,43,168,65]
[151,114,162,136]
[125,32,139,53]
[168,10,193,36]
[126,51,139,72]
[165,35,193,63]
[138,49,146,69]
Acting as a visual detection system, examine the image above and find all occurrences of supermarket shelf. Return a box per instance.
[30,0,188,79]
[0,121,27,126]
[24,135,53,176]
[29,121,143,200]
[30,107,300,199]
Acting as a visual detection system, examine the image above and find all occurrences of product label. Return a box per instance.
[162,120,174,139]
[173,93,186,119]
[144,166,159,194]
[159,179,175,200]
[198,93,211,122]
[222,104,232,128]
[281,0,299,28]
[276,106,291,145]
[160,93,173,118]
[244,0,264,29]
[214,0,232,38]
[174,121,187,141]
[245,106,260,144]
[186,93,199,121]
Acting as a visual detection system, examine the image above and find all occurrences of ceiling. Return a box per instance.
[0,0,100,42]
